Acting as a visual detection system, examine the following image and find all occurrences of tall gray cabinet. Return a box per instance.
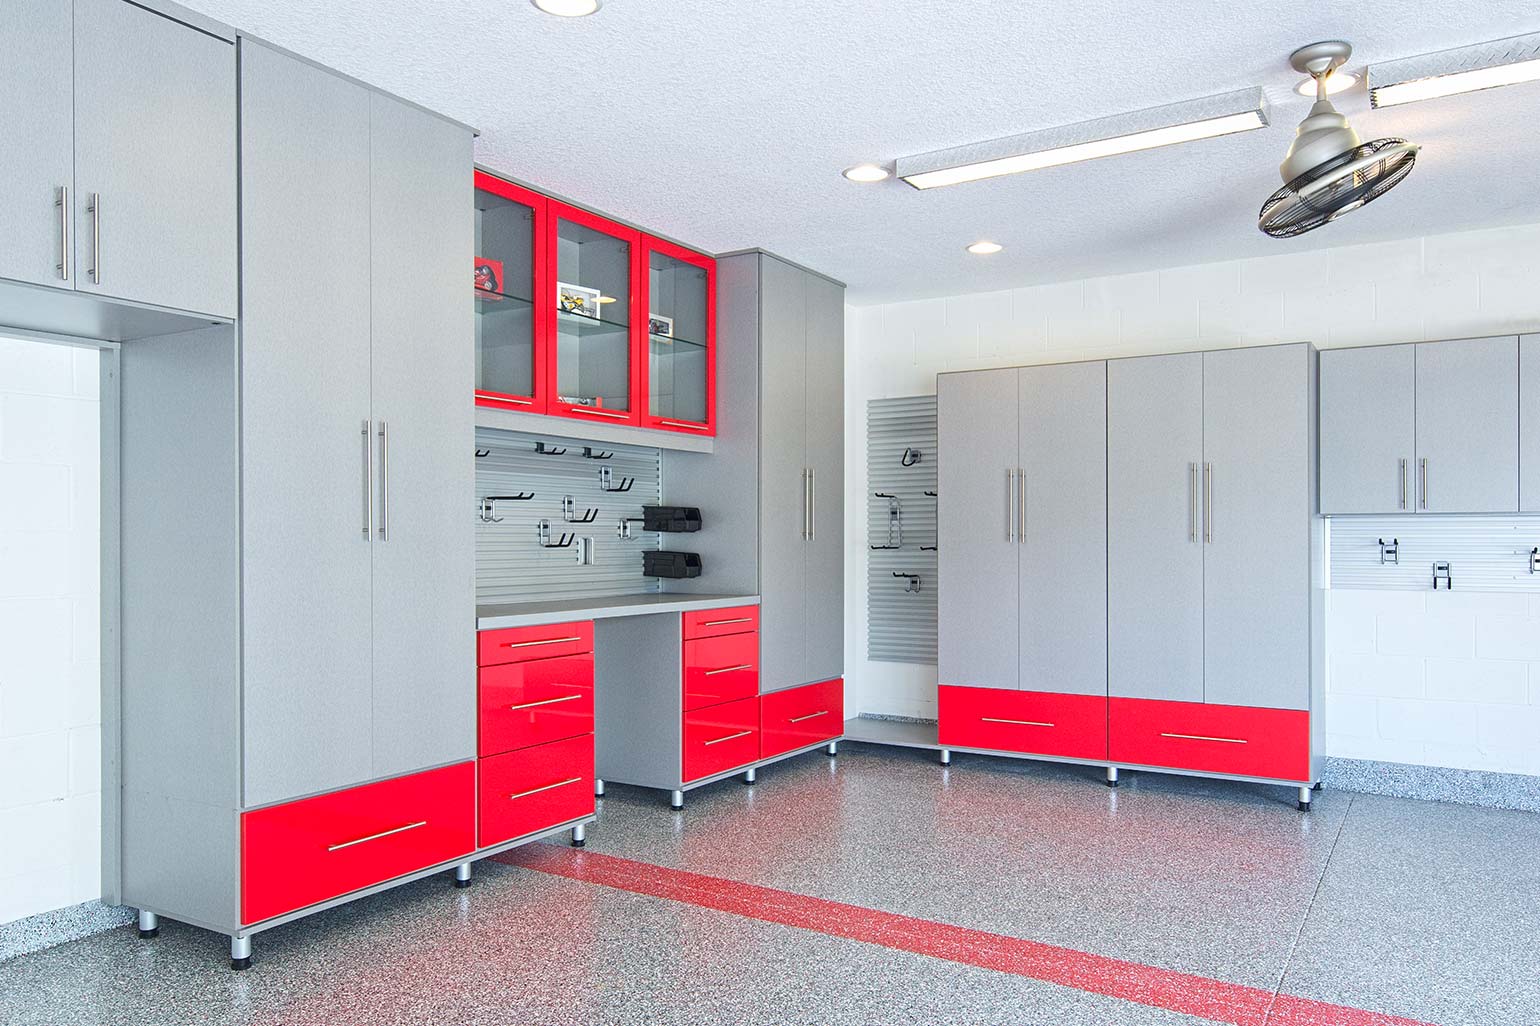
[1524,335,1540,513]
[117,39,473,956]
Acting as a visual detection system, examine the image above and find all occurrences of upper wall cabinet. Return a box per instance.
[1320,336,1519,515]
[474,173,547,413]
[642,236,716,435]
[0,0,236,319]
[550,202,641,426]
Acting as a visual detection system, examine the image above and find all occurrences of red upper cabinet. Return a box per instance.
[640,235,716,435]
[473,172,550,414]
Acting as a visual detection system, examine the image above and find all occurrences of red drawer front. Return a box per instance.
[241,762,474,925]
[681,605,759,640]
[682,632,759,711]
[478,734,595,848]
[479,655,595,757]
[1109,698,1310,781]
[760,678,843,759]
[682,695,760,782]
[478,621,594,666]
[938,686,1108,761]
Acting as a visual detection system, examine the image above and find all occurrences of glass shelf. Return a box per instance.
[475,178,540,404]
[554,208,635,416]
[645,244,711,427]
[648,331,707,351]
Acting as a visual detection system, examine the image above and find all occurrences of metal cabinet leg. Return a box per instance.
[669,789,685,810]
[571,823,586,848]
[1105,766,1119,788]
[453,862,472,888]
[826,741,838,757]
[1297,785,1312,812]
[939,748,951,766]
[136,910,159,939]
[742,767,756,785]
[594,778,605,798]
[230,935,252,971]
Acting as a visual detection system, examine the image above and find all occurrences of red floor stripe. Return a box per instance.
[495,846,1435,1026]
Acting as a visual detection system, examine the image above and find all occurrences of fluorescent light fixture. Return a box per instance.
[531,0,600,16]
[1370,31,1540,108]
[842,163,890,183]
[895,88,1269,190]
[1294,71,1357,97]
[966,241,1003,255]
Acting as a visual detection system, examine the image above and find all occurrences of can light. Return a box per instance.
[1294,71,1358,97]
[966,241,1003,255]
[1370,31,1540,108]
[531,0,600,16]
[842,163,891,183]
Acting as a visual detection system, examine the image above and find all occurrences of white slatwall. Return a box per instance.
[866,395,938,663]
[1329,515,1540,592]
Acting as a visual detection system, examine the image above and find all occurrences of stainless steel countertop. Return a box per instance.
[476,593,759,630]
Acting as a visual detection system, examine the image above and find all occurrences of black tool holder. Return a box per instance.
[1432,561,1453,590]
[643,550,701,579]
[642,506,702,532]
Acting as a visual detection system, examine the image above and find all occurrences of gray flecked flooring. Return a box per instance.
[1,742,1535,1025]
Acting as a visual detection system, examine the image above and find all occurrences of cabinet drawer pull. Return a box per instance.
[659,420,707,430]
[475,392,533,406]
[508,777,581,801]
[568,405,627,419]
[982,717,1054,728]
[1419,457,1429,510]
[703,729,752,746]
[788,710,828,724]
[56,185,69,280]
[1399,457,1408,510]
[702,617,753,627]
[1160,732,1247,744]
[510,693,583,711]
[88,192,100,284]
[502,636,583,649]
[703,664,753,677]
[326,820,427,852]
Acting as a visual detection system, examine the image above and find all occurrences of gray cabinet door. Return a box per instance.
[1202,345,1311,710]
[1319,345,1416,514]
[1108,353,1203,702]
[367,94,476,778]
[0,0,73,289]
[1018,362,1107,697]
[1415,337,1519,513]
[802,272,845,687]
[1523,336,1540,513]
[758,255,809,693]
[238,42,374,807]
[937,369,1019,690]
[73,0,236,318]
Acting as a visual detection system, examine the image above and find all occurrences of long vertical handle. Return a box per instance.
[361,420,373,540]
[1419,458,1428,510]
[1399,458,1408,510]
[377,420,389,540]
[1005,469,1014,542]
[1017,467,1025,544]
[1189,463,1199,542]
[56,186,69,281]
[1203,462,1213,543]
[808,467,815,542]
[88,193,101,285]
[801,469,809,539]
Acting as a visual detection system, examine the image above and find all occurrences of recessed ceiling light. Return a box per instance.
[966,241,1003,255]
[1370,31,1540,108]
[1294,71,1358,96]
[531,0,600,16]
[842,163,890,183]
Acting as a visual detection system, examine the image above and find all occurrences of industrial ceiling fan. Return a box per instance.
[1259,41,1419,237]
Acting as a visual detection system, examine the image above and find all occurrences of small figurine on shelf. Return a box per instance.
[473,257,503,300]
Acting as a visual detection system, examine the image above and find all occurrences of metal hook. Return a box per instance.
[475,448,490,458]
[870,493,903,549]
[562,496,599,523]
[582,447,614,460]
[538,520,576,548]
[480,493,534,522]
[901,448,922,467]
[892,572,922,593]
[599,467,634,493]
[1378,537,1399,565]
[535,442,568,456]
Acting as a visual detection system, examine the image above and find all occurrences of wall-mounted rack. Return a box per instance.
[479,493,534,523]
[1378,537,1399,565]
[870,493,903,550]
[562,496,599,523]
[901,447,922,467]
[535,442,567,456]
[538,519,576,549]
[475,448,490,458]
[599,467,634,493]
[1433,561,1453,590]
[643,550,701,579]
[892,571,922,593]
[583,447,614,460]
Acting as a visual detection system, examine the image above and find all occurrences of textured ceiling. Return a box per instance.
[180,0,1540,303]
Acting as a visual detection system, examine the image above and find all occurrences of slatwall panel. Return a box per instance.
[475,428,663,603]
[1328,515,1540,591]
[867,395,938,663]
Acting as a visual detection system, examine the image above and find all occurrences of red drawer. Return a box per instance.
[682,695,760,782]
[1109,698,1310,782]
[938,686,1107,761]
[478,621,594,666]
[479,655,594,757]
[241,762,474,925]
[682,632,759,711]
[478,734,595,848]
[760,678,843,759]
[682,605,759,640]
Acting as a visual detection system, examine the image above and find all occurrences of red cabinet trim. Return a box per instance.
[938,686,1108,761]
[639,233,716,436]
[1109,697,1310,782]
[473,170,551,415]
[760,679,843,759]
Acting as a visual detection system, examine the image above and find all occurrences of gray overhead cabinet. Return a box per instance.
[118,40,476,968]
[0,0,236,321]
[1319,336,1520,514]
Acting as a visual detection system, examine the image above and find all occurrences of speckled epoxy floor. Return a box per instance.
[1,743,1535,1026]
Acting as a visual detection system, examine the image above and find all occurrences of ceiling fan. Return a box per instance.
[1259,41,1419,237]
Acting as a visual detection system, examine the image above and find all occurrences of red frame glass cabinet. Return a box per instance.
[472,172,550,414]
[640,234,716,436]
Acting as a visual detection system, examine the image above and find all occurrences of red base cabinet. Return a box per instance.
[761,679,844,760]
[682,695,762,782]
[1108,697,1310,782]
[478,655,594,757]
[478,734,595,847]
[938,686,1107,761]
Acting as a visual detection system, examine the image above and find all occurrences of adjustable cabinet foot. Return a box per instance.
[669,790,685,811]
[742,767,756,785]
[594,778,605,798]
[1105,766,1119,788]
[571,823,586,848]
[939,748,951,767]
[826,742,838,757]
[1297,786,1312,812]
[136,911,159,939]
[453,862,472,888]
[1313,782,1323,792]
[230,935,252,971]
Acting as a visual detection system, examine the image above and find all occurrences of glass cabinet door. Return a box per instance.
[641,237,715,435]
[548,202,640,426]
[474,173,547,412]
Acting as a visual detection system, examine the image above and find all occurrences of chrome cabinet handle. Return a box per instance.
[1017,466,1025,544]
[1399,458,1408,510]
[568,405,627,419]
[703,729,752,746]
[377,420,389,540]
[703,664,753,676]
[56,185,69,280]
[801,469,809,540]
[508,777,581,801]
[361,420,373,540]
[1420,457,1429,510]
[88,192,100,284]
[327,820,426,852]
[1160,732,1246,744]
[1005,469,1014,541]
[502,636,583,649]
[1189,463,1199,542]
[808,467,816,542]
[510,693,583,711]
[475,391,533,406]
[788,710,828,723]
[982,717,1054,728]
[1203,462,1213,543]
[703,617,753,627]
[659,420,708,430]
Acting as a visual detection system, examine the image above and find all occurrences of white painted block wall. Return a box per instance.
[0,338,101,925]
[843,222,1540,778]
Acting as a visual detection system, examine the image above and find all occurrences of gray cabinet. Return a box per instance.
[1319,345,1416,514]
[0,0,74,289]
[1415,337,1519,513]
[803,273,846,684]
[937,369,1019,690]
[1524,336,1540,513]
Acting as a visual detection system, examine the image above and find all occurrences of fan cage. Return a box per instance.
[1259,138,1416,238]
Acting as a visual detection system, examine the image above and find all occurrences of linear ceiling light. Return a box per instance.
[895,88,1269,190]
[1370,31,1540,108]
